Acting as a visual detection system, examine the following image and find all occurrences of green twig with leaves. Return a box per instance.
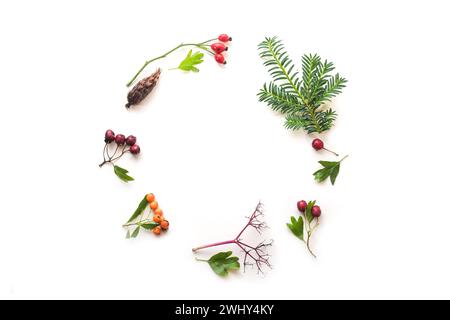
[123,194,169,238]
[287,201,321,258]
[258,36,347,134]
[126,38,216,86]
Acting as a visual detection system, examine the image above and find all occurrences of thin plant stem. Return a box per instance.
[102,143,107,162]
[192,240,236,252]
[306,233,317,258]
[126,38,217,87]
[323,147,339,157]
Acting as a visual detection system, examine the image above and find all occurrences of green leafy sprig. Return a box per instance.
[313,155,348,185]
[126,39,216,86]
[196,251,240,276]
[287,201,320,258]
[123,194,160,239]
[258,36,347,134]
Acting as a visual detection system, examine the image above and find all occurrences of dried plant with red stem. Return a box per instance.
[192,202,273,274]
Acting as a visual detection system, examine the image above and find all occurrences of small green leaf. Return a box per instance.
[126,230,131,239]
[114,166,128,174]
[114,165,134,183]
[306,201,316,223]
[131,227,140,238]
[200,251,240,276]
[177,50,204,72]
[127,195,148,223]
[287,216,304,240]
[313,158,345,185]
[140,222,159,230]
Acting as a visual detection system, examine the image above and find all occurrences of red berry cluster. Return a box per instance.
[211,34,232,65]
[104,129,140,155]
[100,129,141,175]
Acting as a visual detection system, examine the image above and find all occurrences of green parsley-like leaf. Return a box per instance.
[127,195,148,223]
[113,165,134,183]
[287,216,304,241]
[201,251,240,276]
[177,50,204,72]
[313,156,347,185]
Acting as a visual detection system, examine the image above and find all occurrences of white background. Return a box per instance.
[1,0,449,299]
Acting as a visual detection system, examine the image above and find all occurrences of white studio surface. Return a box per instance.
[0,0,449,299]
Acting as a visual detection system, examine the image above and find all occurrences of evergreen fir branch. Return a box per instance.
[258,83,303,114]
[258,36,347,134]
[258,37,304,99]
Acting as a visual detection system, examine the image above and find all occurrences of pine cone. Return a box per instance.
[125,68,161,108]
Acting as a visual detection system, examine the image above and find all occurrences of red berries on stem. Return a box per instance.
[312,138,339,156]
[100,130,140,182]
[212,33,232,65]
[291,199,322,258]
[100,130,140,165]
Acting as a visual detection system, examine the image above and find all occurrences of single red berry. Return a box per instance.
[211,43,227,53]
[214,53,226,64]
[311,205,321,218]
[105,130,115,143]
[126,135,137,146]
[297,200,308,213]
[130,144,140,155]
[115,134,126,145]
[312,138,324,150]
[312,138,339,156]
[218,34,232,42]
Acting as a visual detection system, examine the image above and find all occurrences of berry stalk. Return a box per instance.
[99,143,129,167]
[126,38,217,87]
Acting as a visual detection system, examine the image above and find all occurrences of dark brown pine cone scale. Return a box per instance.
[125,68,161,108]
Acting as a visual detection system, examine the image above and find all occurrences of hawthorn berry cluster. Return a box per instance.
[99,130,141,182]
[100,129,141,167]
